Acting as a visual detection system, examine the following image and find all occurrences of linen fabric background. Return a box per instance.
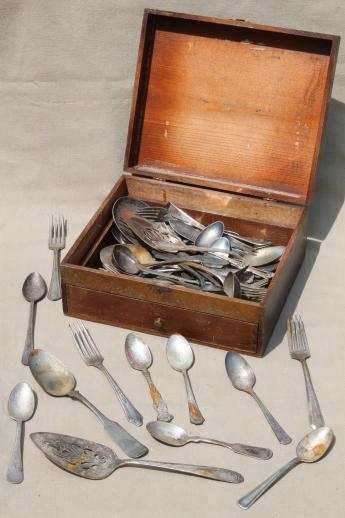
[1,1,344,517]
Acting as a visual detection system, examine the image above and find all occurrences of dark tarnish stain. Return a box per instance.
[188,402,203,420]
[149,384,162,406]
[31,349,39,357]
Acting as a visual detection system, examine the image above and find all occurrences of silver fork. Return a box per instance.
[287,315,325,429]
[69,321,143,427]
[48,214,66,300]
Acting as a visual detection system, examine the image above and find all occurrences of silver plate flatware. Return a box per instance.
[48,214,66,301]
[21,272,47,365]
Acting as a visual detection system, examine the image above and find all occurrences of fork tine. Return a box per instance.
[78,320,100,357]
[297,315,310,355]
[69,322,90,360]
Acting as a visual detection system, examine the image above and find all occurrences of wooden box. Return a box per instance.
[61,10,339,356]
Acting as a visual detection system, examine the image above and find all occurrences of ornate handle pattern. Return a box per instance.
[99,365,143,427]
[301,360,325,429]
[191,437,272,460]
[142,370,173,422]
[251,391,291,444]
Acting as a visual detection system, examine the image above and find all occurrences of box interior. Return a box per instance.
[125,12,335,204]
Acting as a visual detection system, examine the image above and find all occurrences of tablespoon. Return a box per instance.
[31,432,244,483]
[195,221,224,247]
[238,426,334,509]
[28,349,148,458]
[7,382,35,483]
[166,334,205,425]
[125,333,173,422]
[243,245,285,267]
[146,421,273,460]
[21,272,47,365]
[225,352,291,444]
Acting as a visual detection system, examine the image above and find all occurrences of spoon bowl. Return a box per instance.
[296,426,334,462]
[22,272,47,302]
[166,334,194,371]
[195,221,224,247]
[147,421,188,446]
[29,349,76,396]
[8,382,35,423]
[225,351,255,392]
[244,245,285,267]
[125,333,152,370]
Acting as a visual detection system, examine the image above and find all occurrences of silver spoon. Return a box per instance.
[166,334,205,425]
[223,271,242,298]
[195,221,224,247]
[238,426,334,509]
[146,421,273,460]
[225,352,291,444]
[28,349,148,458]
[125,333,173,422]
[243,245,285,267]
[7,382,35,483]
[21,272,47,365]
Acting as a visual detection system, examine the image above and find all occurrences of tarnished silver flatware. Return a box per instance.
[243,245,285,267]
[21,272,47,365]
[146,421,273,460]
[28,349,148,458]
[125,333,173,422]
[31,432,244,483]
[225,352,291,444]
[238,427,334,509]
[166,334,205,425]
[7,382,35,483]
[194,221,224,247]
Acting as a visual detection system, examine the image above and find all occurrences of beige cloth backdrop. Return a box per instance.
[1,1,344,517]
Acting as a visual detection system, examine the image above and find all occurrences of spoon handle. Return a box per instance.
[98,364,143,427]
[238,457,300,509]
[48,249,62,301]
[251,391,291,445]
[182,371,205,425]
[7,421,24,484]
[191,437,273,460]
[118,459,243,483]
[69,391,148,458]
[22,301,35,366]
[142,370,174,422]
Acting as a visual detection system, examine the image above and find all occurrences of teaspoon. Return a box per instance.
[238,426,334,509]
[225,352,291,444]
[195,221,224,247]
[146,421,273,460]
[28,349,148,458]
[125,333,173,422]
[21,272,47,365]
[166,334,205,425]
[7,382,35,483]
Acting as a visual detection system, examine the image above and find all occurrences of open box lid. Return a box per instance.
[124,10,339,205]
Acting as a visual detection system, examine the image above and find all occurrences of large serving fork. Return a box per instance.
[69,321,143,427]
[287,315,325,429]
[48,214,66,301]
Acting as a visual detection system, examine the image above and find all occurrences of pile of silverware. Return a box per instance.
[7,211,334,511]
[99,196,286,302]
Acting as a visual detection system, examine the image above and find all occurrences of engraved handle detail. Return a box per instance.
[120,459,243,483]
[22,302,35,365]
[301,360,325,429]
[251,391,291,444]
[48,249,62,301]
[238,457,300,509]
[99,365,143,427]
[191,437,272,460]
[182,370,204,425]
[7,421,24,484]
[69,391,148,458]
[142,370,173,422]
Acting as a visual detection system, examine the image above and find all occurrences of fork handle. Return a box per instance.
[301,359,325,429]
[48,249,61,301]
[98,365,143,427]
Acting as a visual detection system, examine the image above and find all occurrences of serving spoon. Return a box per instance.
[7,382,35,483]
[238,426,334,509]
[125,333,173,422]
[146,421,273,460]
[166,334,205,425]
[28,349,148,458]
[225,352,291,444]
[21,272,47,365]
[31,432,244,483]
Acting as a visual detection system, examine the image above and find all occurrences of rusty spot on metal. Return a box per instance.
[313,443,326,456]
[31,349,39,356]
[149,384,161,405]
[188,402,203,419]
